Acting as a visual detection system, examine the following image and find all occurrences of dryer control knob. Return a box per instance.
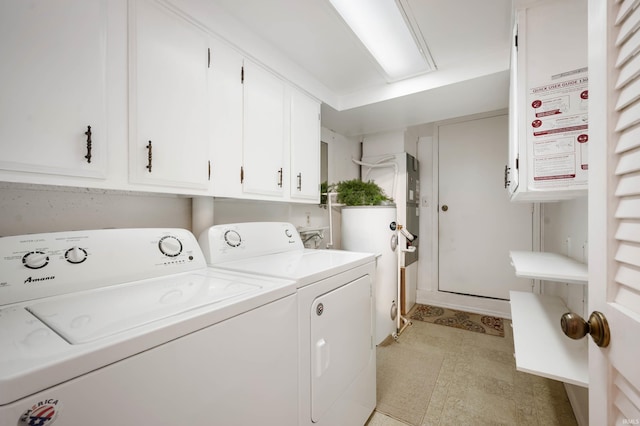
[224,230,242,248]
[158,236,183,257]
[22,251,49,269]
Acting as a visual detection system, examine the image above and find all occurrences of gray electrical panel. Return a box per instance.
[405,153,419,266]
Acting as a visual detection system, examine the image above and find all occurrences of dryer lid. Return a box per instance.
[215,249,375,287]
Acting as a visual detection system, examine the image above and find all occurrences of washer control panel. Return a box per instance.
[0,228,206,306]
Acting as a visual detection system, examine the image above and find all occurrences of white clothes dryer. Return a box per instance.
[0,228,297,426]
[199,222,377,426]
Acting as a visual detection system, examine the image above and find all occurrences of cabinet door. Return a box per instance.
[290,89,321,202]
[242,60,286,197]
[507,20,520,197]
[509,0,588,202]
[210,38,244,198]
[129,0,210,190]
[0,0,107,178]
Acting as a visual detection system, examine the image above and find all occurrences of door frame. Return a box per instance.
[426,109,541,318]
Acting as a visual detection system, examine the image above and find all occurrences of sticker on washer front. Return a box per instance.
[18,399,61,426]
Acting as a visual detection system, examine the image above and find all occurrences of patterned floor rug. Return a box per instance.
[409,304,505,337]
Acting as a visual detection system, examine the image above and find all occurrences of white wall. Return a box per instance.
[0,183,191,237]
[322,127,361,184]
[362,130,405,158]
[540,197,589,316]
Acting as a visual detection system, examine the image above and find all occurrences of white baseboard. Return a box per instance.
[416,289,512,319]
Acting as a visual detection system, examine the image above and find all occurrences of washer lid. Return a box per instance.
[26,271,260,344]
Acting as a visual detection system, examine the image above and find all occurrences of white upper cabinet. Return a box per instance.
[508,0,588,202]
[289,88,321,202]
[210,37,244,198]
[209,51,321,203]
[129,0,210,190]
[241,59,287,198]
[0,0,108,179]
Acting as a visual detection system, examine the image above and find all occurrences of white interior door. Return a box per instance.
[438,113,533,299]
[589,1,640,423]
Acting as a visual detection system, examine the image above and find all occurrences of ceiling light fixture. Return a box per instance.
[328,0,436,81]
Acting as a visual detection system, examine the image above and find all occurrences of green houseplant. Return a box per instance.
[331,179,392,206]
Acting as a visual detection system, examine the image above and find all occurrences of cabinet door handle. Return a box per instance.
[504,165,511,189]
[146,141,153,173]
[277,168,283,188]
[297,173,302,191]
[84,125,92,163]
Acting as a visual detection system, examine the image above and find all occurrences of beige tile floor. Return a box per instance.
[367,316,578,426]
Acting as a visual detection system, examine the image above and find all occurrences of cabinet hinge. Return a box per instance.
[208,160,211,180]
[241,66,244,84]
[240,166,244,183]
[208,48,211,68]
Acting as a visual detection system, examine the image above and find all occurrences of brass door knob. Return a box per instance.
[441,205,448,212]
[560,311,610,348]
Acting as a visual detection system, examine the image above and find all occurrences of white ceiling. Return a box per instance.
[208,0,515,136]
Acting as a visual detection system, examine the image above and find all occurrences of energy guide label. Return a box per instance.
[527,70,588,185]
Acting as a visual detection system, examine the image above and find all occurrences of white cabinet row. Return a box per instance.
[0,0,321,203]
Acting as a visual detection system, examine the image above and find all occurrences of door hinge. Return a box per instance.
[516,156,519,170]
[514,34,518,49]
[208,48,211,68]
[240,166,244,183]
[241,66,244,84]
[208,160,211,180]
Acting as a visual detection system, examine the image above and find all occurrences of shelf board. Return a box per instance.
[510,291,588,387]
[509,250,587,284]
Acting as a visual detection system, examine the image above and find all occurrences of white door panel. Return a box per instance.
[310,276,372,422]
[0,0,107,178]
[589,1,640,423]
[438,114,533,299]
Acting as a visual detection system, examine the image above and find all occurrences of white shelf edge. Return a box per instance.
[510,291,588,387]
[509,250,588,284]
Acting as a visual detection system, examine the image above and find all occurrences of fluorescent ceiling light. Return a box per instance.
[328,0,436,81]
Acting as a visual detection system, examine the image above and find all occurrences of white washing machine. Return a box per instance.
[0,228,298,426]
[199,222,377,426]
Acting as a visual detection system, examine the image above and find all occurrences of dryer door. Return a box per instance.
[310,275,373,422]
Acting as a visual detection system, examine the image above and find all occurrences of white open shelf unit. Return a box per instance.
[509,251,588,387]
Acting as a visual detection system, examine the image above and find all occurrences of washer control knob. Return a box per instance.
[224,230,242,248]
[158,236,182,257]
[285,228,293,238]
[22,251,49,269]
[65,247,88,264]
